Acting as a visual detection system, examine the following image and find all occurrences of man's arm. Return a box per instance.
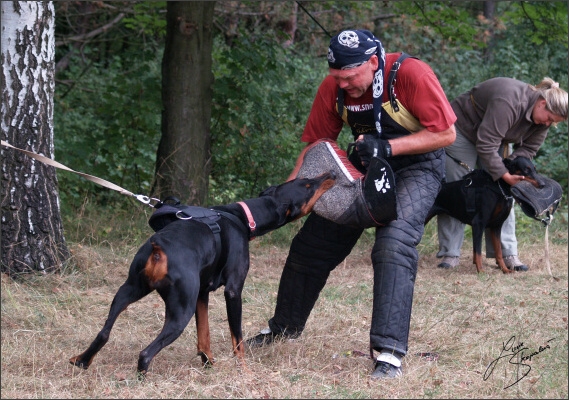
[389,126,456,156]
[357,125,456,158]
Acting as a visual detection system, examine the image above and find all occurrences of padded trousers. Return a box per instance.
[268,151,445,356]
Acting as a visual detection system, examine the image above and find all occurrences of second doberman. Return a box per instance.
[426,156,543,274]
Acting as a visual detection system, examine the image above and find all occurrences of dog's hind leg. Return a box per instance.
[69,279,152,369]
[471,223,485,274]
[195,291,214,366]
[490,228,511,274]
[138,284,199,376]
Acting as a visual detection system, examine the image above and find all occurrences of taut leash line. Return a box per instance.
[1,140,160,207]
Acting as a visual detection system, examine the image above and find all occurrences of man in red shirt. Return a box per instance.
[247,29,456,379]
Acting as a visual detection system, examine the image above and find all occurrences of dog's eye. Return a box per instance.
[305,184,311,188]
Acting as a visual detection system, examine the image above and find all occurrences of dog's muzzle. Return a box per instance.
[510,176,563,225]
[289,139,397,228]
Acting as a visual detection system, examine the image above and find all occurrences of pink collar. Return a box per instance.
[237,201,256,237]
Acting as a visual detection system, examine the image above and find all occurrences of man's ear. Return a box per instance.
[369,54,379,70]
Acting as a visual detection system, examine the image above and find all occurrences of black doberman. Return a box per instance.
[425,156,543,274]
[69,171,336,376]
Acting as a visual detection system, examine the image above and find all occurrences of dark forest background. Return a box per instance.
[53,1,568,213]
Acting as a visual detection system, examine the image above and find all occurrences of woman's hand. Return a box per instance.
[501,172,526,186]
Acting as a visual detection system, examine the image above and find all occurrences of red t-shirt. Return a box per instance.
[301,53,456,143]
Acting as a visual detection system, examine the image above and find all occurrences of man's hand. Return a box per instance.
[355,134,392,167]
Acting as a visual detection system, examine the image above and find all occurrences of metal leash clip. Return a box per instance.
[133,194,162,208]
[540,211,553,227]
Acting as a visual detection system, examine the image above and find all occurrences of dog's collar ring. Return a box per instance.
[175,211,193,220]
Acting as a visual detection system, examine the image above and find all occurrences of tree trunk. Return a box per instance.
[1,1,69,275]
[482,0,496,63]
[152,1,215,206]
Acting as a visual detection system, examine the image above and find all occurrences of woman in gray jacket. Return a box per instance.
[436,77,567,271]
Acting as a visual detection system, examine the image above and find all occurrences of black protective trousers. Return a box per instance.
[268,150,445,356]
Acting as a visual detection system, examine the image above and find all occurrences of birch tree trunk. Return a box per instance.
[1,1,69,275]
[151,1,215,206]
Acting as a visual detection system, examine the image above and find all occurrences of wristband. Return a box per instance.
[384,141,392,158]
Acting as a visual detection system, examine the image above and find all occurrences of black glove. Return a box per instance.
[355,134,392,167]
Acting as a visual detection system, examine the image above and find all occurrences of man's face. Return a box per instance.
[328,55,378,99]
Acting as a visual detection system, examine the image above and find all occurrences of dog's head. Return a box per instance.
[504,156,563,224]
[260,171,336,224]
[503,156,545,187]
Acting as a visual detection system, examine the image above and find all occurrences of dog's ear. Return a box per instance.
[276,201,293,225]
[259,185,277,197]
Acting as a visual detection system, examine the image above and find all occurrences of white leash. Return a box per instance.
[1,140,160,207]
[543,222,559,281]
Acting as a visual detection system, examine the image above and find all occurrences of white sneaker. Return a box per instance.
[501,255,528,272]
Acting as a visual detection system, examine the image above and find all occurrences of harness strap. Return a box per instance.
[173,206,223,267]
[337,87,345,119]
[177,208,251,266]
[387,53,414,112]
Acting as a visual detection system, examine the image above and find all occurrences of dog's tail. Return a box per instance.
[145,243,168,283]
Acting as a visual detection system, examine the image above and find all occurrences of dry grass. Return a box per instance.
[1,214,568,399]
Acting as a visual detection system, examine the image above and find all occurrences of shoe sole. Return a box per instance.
[437,263,457,269]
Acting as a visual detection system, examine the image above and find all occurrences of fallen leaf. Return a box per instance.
[115,372,127,381]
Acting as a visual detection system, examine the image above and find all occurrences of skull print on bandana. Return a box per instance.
[338,30,360,48]
[328,30,386,137]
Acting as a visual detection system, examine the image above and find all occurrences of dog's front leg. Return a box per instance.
[195,291,214,366]
[224,287,248,370]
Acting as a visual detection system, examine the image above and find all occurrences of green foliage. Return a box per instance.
[54,46,162,210]
[393,1,486,50]
[503,1,568,47]
[122,1,167,36]
[533,122,568,191]
[209,29,326,204]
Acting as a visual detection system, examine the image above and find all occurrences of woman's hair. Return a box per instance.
[530,77,568,120]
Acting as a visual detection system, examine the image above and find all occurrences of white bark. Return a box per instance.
[1,1,67,274]
[2,1,56,157]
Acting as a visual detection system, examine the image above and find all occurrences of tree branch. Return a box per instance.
[55,13,125,47]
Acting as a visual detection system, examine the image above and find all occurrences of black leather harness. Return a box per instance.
[148,198,246,268]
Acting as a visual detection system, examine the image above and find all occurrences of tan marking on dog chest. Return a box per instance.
[145,243,168,282]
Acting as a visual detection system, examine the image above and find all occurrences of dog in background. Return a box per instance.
[69,171,336,376]
[425,156,543,274]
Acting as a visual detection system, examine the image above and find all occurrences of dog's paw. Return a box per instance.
[69,355,90,369]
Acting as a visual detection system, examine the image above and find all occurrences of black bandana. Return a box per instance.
[327,29,386,136]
